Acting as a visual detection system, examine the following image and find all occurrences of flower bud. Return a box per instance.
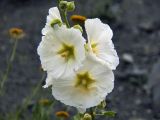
[66,1,75,12]
[73,24,83,33]
[82,113,92,120]
[50,19,62,27]
[59,1,75,12]
[59,1,68,11]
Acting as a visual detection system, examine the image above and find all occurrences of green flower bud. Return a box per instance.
[50,19,62,27]
[73,24,83,33]
[59,1,75,12]
[82,113,92,120]
[67,1,75,12]
[59,1,68,11]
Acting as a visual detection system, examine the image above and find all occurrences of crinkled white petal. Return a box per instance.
[42,7,62,35]
[37,26,86,79]
[85,18,113,41]
[43,73,55,88]
[53,26,86,70]
[47,7,61,23]
[85,18,119,70]
[52,55,114,110]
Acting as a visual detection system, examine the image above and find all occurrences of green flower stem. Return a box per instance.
[57,0,70,28]
[62,11,70,28]
[72,113,82,120]
[15,73,46,119]
[0,39,18,95]
[57,0,62,15]
[79,113,83,120]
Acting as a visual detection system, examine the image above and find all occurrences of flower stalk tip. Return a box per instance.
[59,1,68,11]
[59,1,75,12]
[66,1,75,12]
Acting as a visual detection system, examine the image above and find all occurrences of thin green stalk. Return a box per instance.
[57,0,70,28]
[15,73,46,119]
[78,113,83,120]
[57,0,62,16]
[0,39,18,95]
[62,11,70,28]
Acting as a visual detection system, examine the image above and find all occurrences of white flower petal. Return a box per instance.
[47,7,61,23]
[85,18,119,70]
[42,25,53,36]
[85,18,113,41]
[42,7,62,35]
[96,32,119,70]
[52,55,114,110]
[37,27,86,79]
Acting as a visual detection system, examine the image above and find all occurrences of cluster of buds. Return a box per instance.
[59,0,75,12]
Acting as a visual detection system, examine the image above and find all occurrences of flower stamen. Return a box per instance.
[75,72,96,90]
[57,43,75,61]
[91,42,98,54]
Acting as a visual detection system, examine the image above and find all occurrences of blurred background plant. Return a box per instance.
[0,28,25,95]
[0,0,160,120]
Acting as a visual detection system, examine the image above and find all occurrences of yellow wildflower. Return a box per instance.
[70,15,86,24]
[55,111,69,119]
[9,28,25,40]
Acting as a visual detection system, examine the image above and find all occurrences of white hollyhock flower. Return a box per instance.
[37,26,86,80]
[51,54,114,112]
[42,7,62,35]
[85,18,119,70]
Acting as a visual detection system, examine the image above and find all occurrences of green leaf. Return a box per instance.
[103,111,116,117]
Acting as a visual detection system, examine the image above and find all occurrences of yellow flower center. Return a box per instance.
[84,41,98,54]
[91,42,98,54]
[57,43,75,61]
[75,71,96,91]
